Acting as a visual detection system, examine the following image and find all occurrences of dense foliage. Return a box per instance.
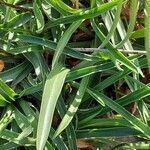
[0,0,150,149]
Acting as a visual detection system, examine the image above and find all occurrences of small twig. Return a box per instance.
[73,48,147,55]
[0,0,32,12]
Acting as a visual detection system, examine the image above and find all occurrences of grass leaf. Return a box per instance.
[36,65,69,150]
[33,0,45,33]
[54,76,90,138]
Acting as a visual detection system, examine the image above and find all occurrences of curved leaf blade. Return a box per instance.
[36,65,69,150]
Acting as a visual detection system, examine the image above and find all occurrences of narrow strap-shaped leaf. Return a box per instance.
[66,62,114,81]
[36,65,69,150]
[19,100,38,128]
[0,78,17,102]
[44,0,123,29]
[16,34,97,61]
[3,0,15,24]
[100,84,150,115]
[24,51,49,79]
[94,69,129,90]
[0,129,35,146]
[17,126,33,141]
[54,76,90,138]
[88,89,150,137]
[77,127,141,138]
[52,20,82,68]
[45,0,80,14]
[13,106,32,130]
[33,0,45,33]
[8,45,42,54]
[19,100,68,149]
[11,64,33,86]
[0,61,32,83]
[116,0,139,48]
[44,0,69,15]
[49,128,68,150]
[56,95,77,150]
[76,83,150,123]
[78,118,133,129]
[0,94,7,106]
[0,142,19,150]
[91,19,139,74]
[6,12,32,28]
[37,17,82,149]
[99,0,123,48]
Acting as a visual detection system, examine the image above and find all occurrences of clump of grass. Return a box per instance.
[0,0,150,150]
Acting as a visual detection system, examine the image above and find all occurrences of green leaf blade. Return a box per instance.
[36,66,69,150]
